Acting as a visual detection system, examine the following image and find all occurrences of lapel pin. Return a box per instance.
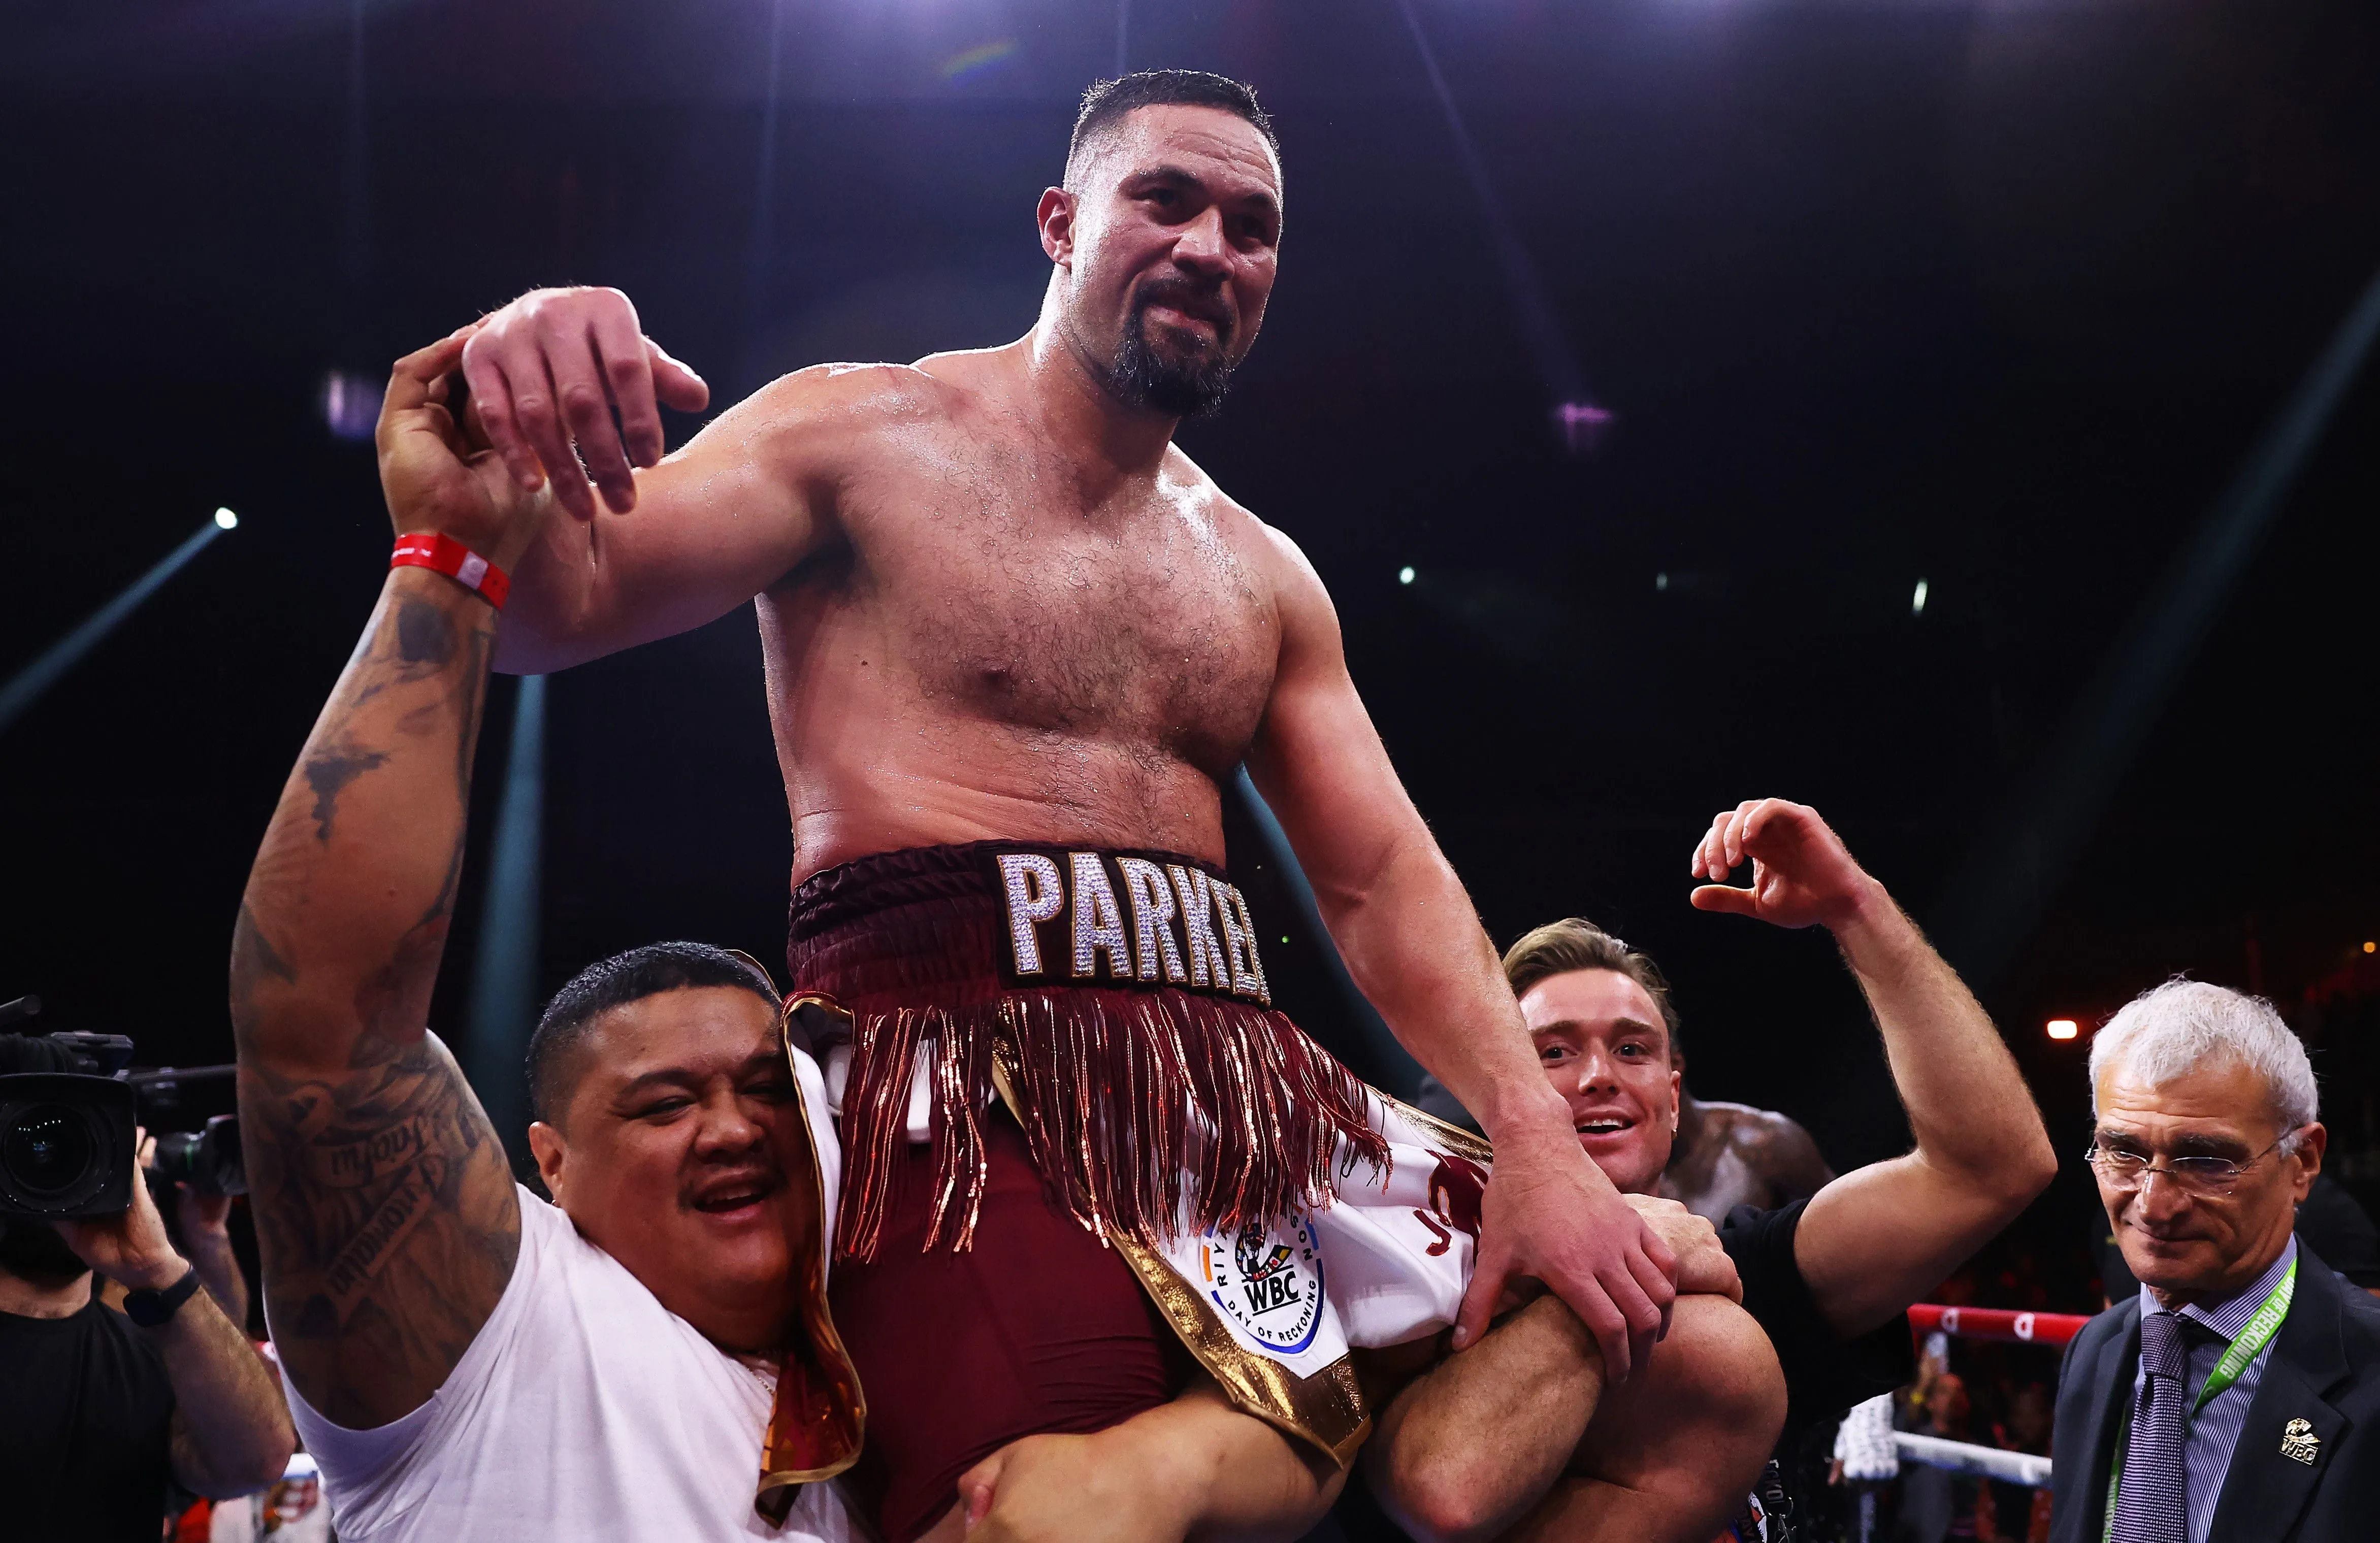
[2279,1418,2320,1465]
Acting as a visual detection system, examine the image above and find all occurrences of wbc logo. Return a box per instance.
[1200,1212,1325,1355]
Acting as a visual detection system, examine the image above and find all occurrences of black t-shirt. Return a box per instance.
[0,1291,179,1543]
[1721,1197,1914,1442]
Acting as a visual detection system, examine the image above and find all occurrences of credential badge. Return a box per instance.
[1200,1211,1326,1356]
[2280,1418,2320,1466]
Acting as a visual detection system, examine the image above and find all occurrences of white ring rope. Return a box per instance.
[1892,1431,2052,1489]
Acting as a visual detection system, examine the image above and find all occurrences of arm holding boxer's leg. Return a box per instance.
[916,1377,1344,1543]
[1501,1296,1784,1543]
[1365,1198,1756,1543]
[1363,1296,1601,1543]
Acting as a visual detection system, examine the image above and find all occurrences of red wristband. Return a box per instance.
[390,533,510,609]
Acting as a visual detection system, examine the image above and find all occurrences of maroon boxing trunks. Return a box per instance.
[786,841,1387,1540]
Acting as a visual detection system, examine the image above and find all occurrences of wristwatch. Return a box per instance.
[123,1265,203,1327]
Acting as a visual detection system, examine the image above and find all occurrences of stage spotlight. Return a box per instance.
[2365,941,2375,954]
[1656,572,1669,592]
[2046,1019,2079,1041]
[1912,578,1929,616]
[319,370,380,442]
[1398,566,1416,585]
[0,513,232,735]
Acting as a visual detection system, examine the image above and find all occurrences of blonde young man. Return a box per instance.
[1368,799,2057,1542]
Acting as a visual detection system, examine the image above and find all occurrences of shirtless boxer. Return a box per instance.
[1660,1095,1832,1226]
[408,69,1676,1541]
[1367,800,2060,1542]
[225,332,1342,1542]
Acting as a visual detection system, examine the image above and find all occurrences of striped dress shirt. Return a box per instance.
[2129,1237,2297,1543]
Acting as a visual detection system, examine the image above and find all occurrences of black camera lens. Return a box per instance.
[150,1114,245,1198]
[4,1105,93,1197]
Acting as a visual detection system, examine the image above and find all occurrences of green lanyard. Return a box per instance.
[2101,1258,2296,1542]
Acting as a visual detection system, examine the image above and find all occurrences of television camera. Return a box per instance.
[0,994,245,1222]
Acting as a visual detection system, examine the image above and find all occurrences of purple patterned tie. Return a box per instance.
[2109,1310,2190,1543]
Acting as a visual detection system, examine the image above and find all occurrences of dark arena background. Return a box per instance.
[7,0,2379,1397]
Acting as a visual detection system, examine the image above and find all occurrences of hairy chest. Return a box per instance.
[834,437,1281,771]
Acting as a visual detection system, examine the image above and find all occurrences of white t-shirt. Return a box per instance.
[285,1186,856,1542]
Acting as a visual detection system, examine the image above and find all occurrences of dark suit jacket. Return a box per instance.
[2048,1242,2380,1543]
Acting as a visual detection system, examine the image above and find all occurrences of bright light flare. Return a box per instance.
[2046,1018,2079,1041]
[214,507,239,531]
[1912,578,1929,616]
[940,38,1018,81]
[1398,566,1416,585]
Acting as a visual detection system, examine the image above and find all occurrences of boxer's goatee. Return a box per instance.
[1110,300,1235,419]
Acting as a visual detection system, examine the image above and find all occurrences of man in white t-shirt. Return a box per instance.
[226,330,1345,1542]
[227,324,869,1540]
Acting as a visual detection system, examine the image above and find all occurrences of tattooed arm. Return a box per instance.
[230,326,551,1428]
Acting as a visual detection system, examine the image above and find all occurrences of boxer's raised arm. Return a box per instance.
[453,288,845,676]
[230,332,537,1428]
[1242,524,1675,1382]
[1687,799,2059,1335]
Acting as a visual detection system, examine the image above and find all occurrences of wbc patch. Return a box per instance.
[1150,1202,1351,1381]
[988,846,1271,1005]
[1201,1213,1327,1355]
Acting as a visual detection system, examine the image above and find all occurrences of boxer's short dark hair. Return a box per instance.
[1502,919,1685,1065]
[527,942,779,1126]
[1066,70,1279,184]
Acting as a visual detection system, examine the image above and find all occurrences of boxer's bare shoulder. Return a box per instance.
[731,357,962,487]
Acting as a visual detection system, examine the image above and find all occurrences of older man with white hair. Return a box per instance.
[2047,979,2380,1543]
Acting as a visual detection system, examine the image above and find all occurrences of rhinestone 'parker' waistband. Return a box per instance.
[782,842,1386,1262]
[787,840,1273,1007]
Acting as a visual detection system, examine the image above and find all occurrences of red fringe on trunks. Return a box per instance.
[788,842,1389,1262]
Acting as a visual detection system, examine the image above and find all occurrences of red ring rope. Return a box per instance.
[1906,1303,2091,1347]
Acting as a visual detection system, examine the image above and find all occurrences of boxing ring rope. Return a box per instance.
[1890,1431,2053,1489]
[1837,1304,2086,1497]
[1905,1303,2092,1348]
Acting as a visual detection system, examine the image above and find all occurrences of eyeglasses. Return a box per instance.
[2083,1131,2300,1197]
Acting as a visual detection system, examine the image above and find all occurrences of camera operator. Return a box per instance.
[0,1035,296,1543]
